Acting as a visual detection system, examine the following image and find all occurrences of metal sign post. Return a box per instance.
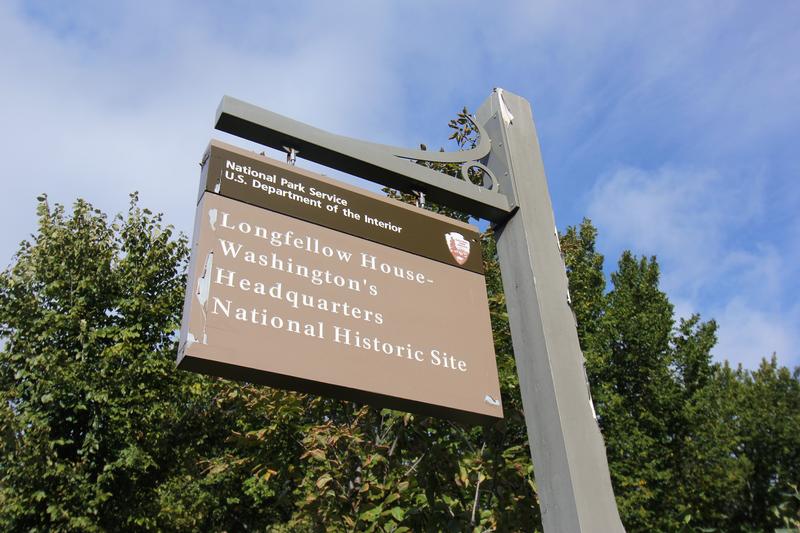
[476,92,624,532]
[212,89,624,532]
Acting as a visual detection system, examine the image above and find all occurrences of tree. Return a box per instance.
[0,194,205,529]
[561,219,800,532]
[733,357,800,530]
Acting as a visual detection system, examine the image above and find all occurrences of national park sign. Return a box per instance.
[178,141,502,425]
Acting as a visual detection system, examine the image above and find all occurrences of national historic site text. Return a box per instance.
[206,207,467,371]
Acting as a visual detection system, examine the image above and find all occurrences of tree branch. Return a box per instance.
[470,442,487,526]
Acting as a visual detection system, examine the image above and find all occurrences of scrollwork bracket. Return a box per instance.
[215,96,516,222]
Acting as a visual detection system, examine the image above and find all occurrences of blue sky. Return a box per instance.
[1,0,798,369]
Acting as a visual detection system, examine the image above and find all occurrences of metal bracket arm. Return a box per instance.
[215,96,515,222]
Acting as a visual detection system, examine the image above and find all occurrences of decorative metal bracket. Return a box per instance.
[214,95,516,222]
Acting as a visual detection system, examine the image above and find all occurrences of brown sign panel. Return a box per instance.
[178,192,502,425]
[199,140,483,274]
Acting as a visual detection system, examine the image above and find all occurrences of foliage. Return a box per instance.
[561,220,800,532]
[0,190,539,531]
[0,194,200,529]
[0,112,798,531]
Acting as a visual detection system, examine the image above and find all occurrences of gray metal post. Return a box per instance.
[476,91,624,532]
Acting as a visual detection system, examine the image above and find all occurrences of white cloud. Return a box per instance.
[587,167,755,294]
[0,0,409,267]
[713,299,799,369]
[588,165,798,368]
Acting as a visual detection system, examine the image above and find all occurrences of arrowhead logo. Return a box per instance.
[445,232,471,265]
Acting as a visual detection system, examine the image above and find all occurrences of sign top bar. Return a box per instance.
[200,140,485,274]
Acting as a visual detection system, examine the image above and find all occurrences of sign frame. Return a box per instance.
[178,146,503,425]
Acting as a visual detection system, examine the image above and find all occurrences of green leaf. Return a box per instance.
[306,448,326,461]
[358,505,382,523]
[316,473,333,489]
